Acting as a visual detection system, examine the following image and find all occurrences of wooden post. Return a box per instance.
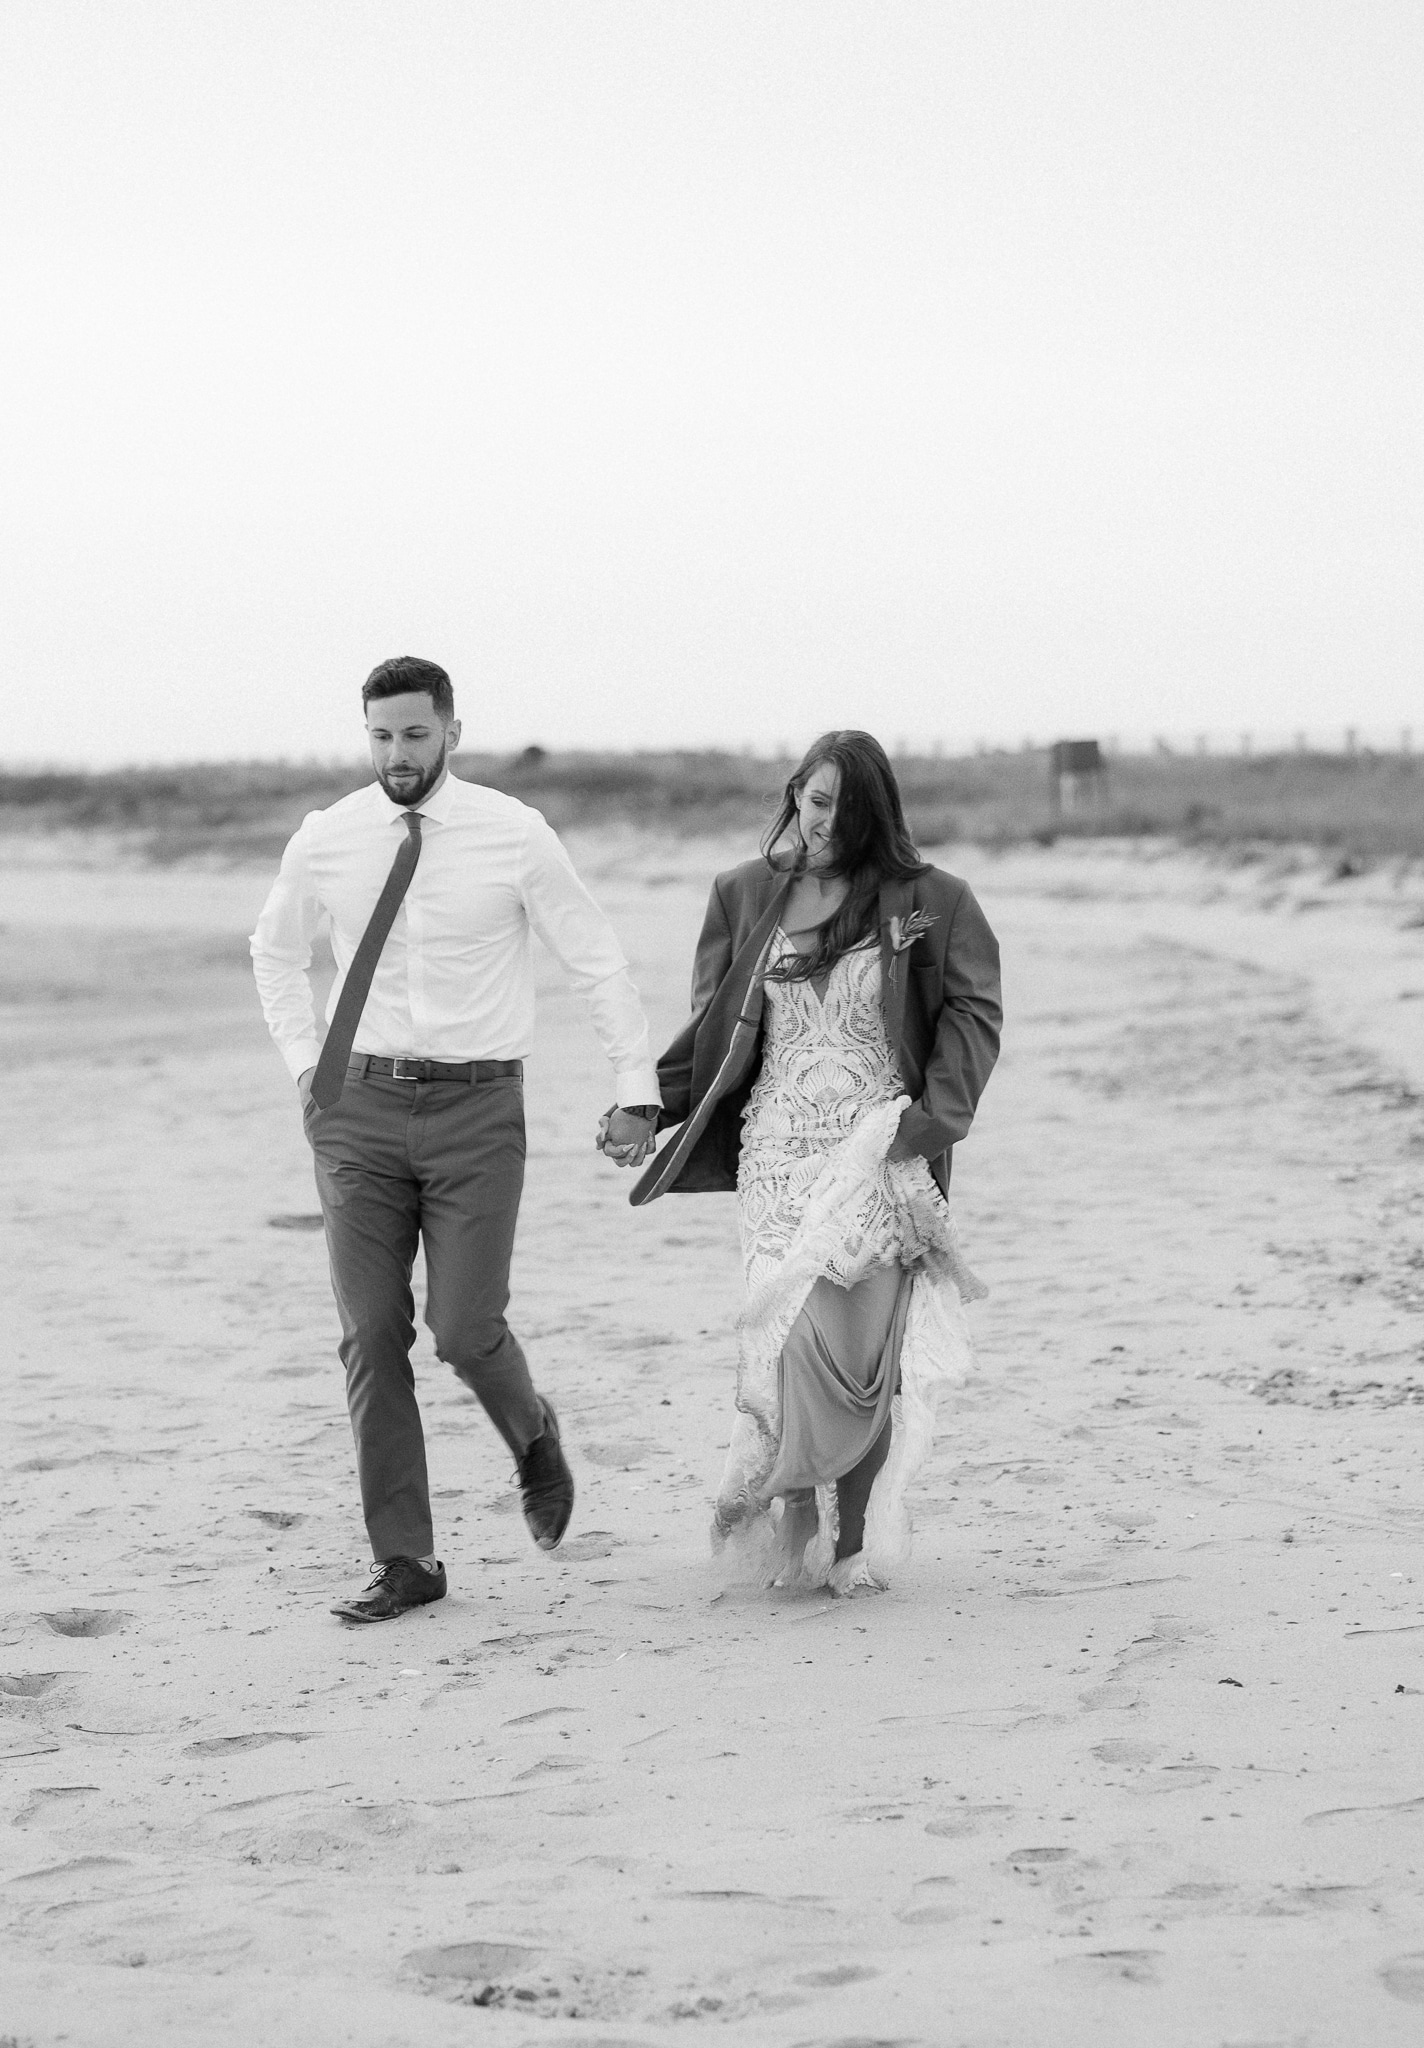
[1049,739,1105,817]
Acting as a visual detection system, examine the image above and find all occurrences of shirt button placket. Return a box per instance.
[405,853,425,1048]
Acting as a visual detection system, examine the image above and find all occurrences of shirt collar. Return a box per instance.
[374,770,460,827]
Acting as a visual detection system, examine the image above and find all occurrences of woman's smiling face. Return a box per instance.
[796,761,840,870]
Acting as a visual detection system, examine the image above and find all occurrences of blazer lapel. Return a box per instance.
[721,869,794,1033]
[879,875,913,1061]
[633,868,792,1207]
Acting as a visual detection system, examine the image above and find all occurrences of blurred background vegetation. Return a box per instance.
[0,746,1420,865]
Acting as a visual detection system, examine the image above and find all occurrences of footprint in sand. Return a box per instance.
[0,1672,69,1697]
[679,1889,767,1902]
[793,1966,879,1988]
[13,1784,99,1826]
[1092,1737,1161,1766]
[403,1939,540,1981]
[1305,1794,1424,1825]
[924,1803,1016,1838]
[266,1213,325,1231]
[556,1533,622,1562]
[514,1757,589,1781]
[579,1443,669,1468]
[1280,1883,1369,1912]
[1381,1955,1424,2004]
[1130,1764,1218,1796]
[39,1609,129,1639]
[184,1731,319,1757]
[1164,1881,1236,1909]
[11,1854,129,1884]
[1003,1846,1077,1880]
[790,2037,921,2047]
[245,1509,306,1529]
[216,1800,420,1870]
[1056,1949,1161,1986]
[896,1875,962,1925]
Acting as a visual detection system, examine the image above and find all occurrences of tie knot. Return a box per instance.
[403,811,423,837]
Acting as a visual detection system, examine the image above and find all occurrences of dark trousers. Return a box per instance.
[304,1070,545,1560]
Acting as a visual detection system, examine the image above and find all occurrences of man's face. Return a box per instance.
[365,692,462,807]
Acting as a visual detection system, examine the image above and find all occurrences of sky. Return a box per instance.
[2,1,1420,765]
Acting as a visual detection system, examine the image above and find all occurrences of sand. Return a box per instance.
[3,829,1424,2046]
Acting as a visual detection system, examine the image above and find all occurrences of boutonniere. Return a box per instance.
[886,908,937,986]
[889,908,937,954]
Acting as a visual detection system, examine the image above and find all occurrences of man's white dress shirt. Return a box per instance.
[249,773,661,1107]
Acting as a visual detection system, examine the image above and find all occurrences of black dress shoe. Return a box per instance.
[518,1400,574,1551]
[330,1556,447,1623]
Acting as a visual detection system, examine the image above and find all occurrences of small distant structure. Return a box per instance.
[1048,738,1106,817]
[514,744,547,768]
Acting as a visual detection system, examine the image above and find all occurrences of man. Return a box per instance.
[250,657,659,1623]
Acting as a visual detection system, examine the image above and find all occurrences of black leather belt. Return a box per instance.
[349,1056,522,1084]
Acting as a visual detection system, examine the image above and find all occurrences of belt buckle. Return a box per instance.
[390,1056,425,1082]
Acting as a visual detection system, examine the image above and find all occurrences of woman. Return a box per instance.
[615,732,1001,1594]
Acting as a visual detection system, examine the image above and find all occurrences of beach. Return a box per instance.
[4,830,1424,2046]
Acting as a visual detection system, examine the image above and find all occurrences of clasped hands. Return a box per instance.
[596,1104,915,1171]
[597,1105,659,1169]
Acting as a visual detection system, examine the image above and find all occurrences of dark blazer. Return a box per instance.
[630,858,1001,1206]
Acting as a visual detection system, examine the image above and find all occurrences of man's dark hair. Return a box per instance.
[761,729,927,986]
[361,656,455,722]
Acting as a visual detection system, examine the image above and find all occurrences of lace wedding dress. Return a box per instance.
[713,931,984,1593]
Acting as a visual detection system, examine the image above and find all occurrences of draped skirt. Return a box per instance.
[715,1095,985,1591]
[759,1263,909,1500]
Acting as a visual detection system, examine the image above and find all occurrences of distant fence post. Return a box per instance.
[1049,738,1105,818]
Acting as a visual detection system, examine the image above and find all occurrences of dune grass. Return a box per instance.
[1,746,1420,864]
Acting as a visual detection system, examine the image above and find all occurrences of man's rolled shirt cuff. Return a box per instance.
[614,1068,663,1111]
[283,1037,323,1084]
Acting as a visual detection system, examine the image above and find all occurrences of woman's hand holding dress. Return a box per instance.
[884,1118,918,1163]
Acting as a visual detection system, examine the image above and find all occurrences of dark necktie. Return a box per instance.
[310,810,424,1108]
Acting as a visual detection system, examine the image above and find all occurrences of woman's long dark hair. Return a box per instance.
[762,730,927,984]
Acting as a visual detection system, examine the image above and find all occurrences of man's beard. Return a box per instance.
[376,757,446,808]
